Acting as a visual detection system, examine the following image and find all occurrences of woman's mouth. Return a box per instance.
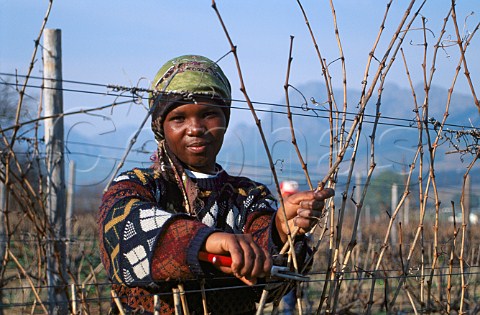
[187,142,209,153]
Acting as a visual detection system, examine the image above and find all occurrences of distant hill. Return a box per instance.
[222,82,479,189]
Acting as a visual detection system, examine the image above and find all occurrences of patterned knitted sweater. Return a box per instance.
[98,166,293,314]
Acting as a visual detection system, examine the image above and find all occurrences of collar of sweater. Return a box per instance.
[186,167,229,191]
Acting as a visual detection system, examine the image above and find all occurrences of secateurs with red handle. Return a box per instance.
[198,251,309,281]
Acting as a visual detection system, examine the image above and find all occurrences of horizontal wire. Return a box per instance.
[0,72,109,89]
[1,266,478,296]
[0,73,477,131]
[7,149,435,188]
[4,152,475,193]
[0,236,473,243]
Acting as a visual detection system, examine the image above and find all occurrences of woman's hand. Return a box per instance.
[202,232,272,286]
[275,188,335,242]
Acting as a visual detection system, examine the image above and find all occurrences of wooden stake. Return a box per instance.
[8,250,48,314]
[255,290,268,315]
[172,288,182,315]
[81,283,88,315]
[111,290,126,315]
[44,28,68,314]
[177,284,190,315]
[154,295,160,315]
[200,279,208,315]
[71,284,77,315]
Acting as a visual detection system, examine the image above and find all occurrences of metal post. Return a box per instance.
[464,174,471,247]
[355,172,362,243]
[367,205,372,225]
[404,194,410,225]
[44,28,68,314]
[391,183,398,246]
[0,181,5,262]
[66,160,75,261]
[0,181,6,315]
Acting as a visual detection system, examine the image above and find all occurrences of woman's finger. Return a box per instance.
[314,188,335,200]
[250,244,267,278]
[237,237,255,277]
[288,187,334,204]
[299,199,324,210]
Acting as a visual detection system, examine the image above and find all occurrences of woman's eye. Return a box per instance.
[204,111,220,118]
[170,116,185,122]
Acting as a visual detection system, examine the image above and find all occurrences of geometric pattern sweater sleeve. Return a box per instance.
[98,169,216,288]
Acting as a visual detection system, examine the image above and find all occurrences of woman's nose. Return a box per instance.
[186,119,206,136]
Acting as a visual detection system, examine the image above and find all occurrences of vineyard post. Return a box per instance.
[43,28,68,314]
[66,160,75,260]
[391,183,398,246]
[0,182,4,257]
[0,181,5,315]
[366,205,371,224]
[404,193,410,225]
[465,174,471,246]
[355,172,362,243]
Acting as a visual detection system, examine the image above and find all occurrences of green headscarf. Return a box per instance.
[150,55,232,141]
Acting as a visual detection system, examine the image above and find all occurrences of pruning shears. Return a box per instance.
[198,251,309,281]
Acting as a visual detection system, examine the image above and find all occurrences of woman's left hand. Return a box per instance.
[275,188,335,242]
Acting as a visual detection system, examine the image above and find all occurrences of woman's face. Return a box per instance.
[163,101,227,173]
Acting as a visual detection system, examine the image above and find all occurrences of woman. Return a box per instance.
[98,55,334,314]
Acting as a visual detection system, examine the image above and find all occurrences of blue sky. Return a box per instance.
[2,1,479,116]
[1,1,479,185]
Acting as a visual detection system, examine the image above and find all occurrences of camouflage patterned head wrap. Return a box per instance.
[150,55,232,141]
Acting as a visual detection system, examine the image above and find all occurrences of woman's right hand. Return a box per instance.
[202,232,272,286]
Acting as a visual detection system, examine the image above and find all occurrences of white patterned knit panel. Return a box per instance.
[124,245,149,280]
[123,270,134,284]
[226,205,241,233]
[113,174,130,182]
[123,221,136,240]
[139,207,171,232]
[202,201,218,227]
[147,237,156,251]
[244,195,254,209]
